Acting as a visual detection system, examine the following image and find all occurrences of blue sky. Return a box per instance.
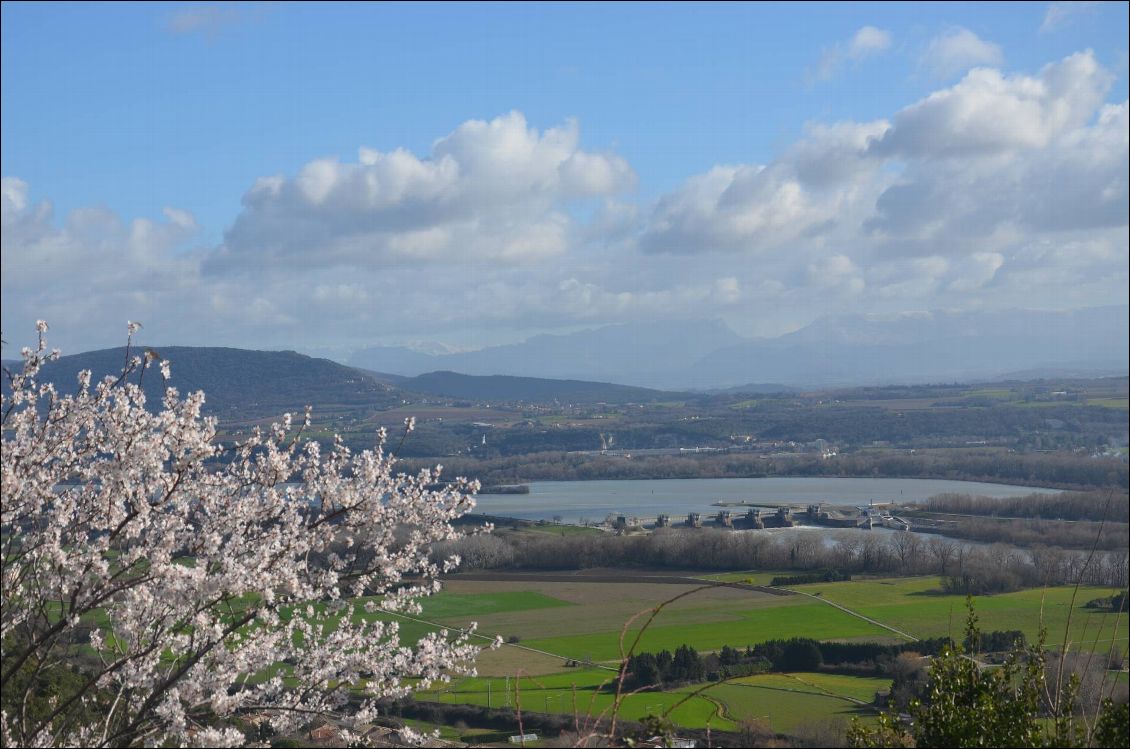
[2,2,1128,356]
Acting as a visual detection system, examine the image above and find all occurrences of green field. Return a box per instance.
[418,591,571,619]
[795,577,1128,650]
[701,570,803,585]
[707,672,886,733]
[422,669,735,731]
[966,388,1013,400]
[1087,397,1129,409]
[420,669,890,734]
[245,574,1126,739]
[376,577,1126,669]
[521,599,891,663]
[226,571,1130,744]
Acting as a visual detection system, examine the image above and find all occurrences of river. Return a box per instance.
[472,476,1058,524]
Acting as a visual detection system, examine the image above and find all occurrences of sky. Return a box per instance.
[2,1,1128,358]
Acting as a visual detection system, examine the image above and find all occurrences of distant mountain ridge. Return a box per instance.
[2,347,688,421]
[350,319,746,388]
[398,371,681,404]
[348,306,1129,389]
[3,346,400,419]
[7,306,1125,403]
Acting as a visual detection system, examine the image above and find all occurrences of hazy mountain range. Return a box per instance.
[349,306,1129,389]
[6,307,1125,411]
[1,348,684,418]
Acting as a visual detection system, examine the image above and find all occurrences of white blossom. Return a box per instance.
[0,324,483,747]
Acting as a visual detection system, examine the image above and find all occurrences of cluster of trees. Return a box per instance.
[13,345,403,421]
[414,446,1128,490]
[1085,590,1129,611]
[783,452,1128,490]
[625,631,1030,691]
[435,526,1129,590]
[939,517,1128,553]
[623,645,706,689]
[849,606,1129,749]
[925,490,1130,523]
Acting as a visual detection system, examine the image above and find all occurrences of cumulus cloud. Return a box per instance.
[922,27,1004,80]
[872,51,1111,159]
[4,60,1127,356]
[812,25,892,82]
[208,112,633,272]
[1,179,207,351]
[873,51,1112,158]
[867,53,1123,239]
[640,50,1127,324]
[640,119,890,254]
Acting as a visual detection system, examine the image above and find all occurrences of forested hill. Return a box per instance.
[3,346,401,420]
[398,370,683,404]
[2,349,683,421]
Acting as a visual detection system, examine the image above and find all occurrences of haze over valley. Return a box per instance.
[349,304,1130,389]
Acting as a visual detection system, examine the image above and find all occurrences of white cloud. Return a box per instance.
[2,177,30,215]
[872,51,1112,158]
[639,50,1126,325]
[209,111,633,272]
[866,55,1123,241]
[809,254,865,295]
[4,57,1127,356]
[1,182,205,351]
[640,119,891,254]
[1040,2,1098,33]
[849,26,892,58]
[922,28,1004,80]
[812,25,892,82]
[947,252,1004,292]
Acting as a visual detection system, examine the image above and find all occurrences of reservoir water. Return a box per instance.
[473,476,1059,524]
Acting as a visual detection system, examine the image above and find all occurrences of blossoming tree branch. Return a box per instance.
[1,322,485,747]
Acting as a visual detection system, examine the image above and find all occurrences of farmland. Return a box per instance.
[793,576,1129,649]
[422,669,736,731]
[376,575,1129,674]
[406,579,891,668]
[351,571,1129,740]
[416,666,891,733]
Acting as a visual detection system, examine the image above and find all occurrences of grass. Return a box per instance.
[418,591,571,619]
[729,399,760,410]
[787,671,895,702]
[420,669,890,734]
[707,672,883,733]
[966,389,1013,399]
[795,577,1129,650]
[471,646,576,676]
[521,599,891,663]
[1086,398,1129,409]
[421,669,735,731]
[399,717,501,743]
[55,565,1130,743]
[700,570,801,585]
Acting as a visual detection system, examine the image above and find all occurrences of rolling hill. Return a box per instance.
[3,346,401,420]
